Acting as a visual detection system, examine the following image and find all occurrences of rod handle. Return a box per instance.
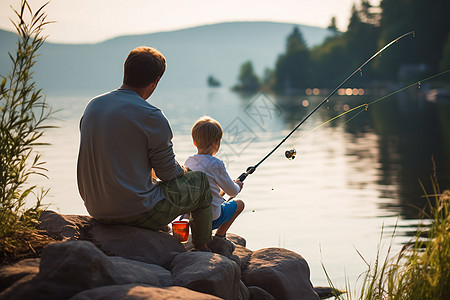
[237,172,248,182]
[237,166,256,182]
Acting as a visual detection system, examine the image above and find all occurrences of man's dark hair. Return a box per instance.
[123,46,166,88]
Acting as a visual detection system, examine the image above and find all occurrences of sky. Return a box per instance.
[0,0,380,44]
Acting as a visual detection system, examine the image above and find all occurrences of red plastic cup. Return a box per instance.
[172,220,190,243]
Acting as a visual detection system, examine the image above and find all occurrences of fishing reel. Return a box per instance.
[285,148,297,160]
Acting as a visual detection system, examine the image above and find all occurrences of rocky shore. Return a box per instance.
[0,211,333,299]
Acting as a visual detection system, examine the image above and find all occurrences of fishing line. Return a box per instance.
[287,68,450,145]
[235,31,416,182]
[225,70,448,201]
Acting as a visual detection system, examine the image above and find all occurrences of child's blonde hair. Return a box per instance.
[191,116,223,149]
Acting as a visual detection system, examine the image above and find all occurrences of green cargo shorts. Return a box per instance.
[97,171,213,245]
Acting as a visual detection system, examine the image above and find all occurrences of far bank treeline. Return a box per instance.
[233,0,450,94]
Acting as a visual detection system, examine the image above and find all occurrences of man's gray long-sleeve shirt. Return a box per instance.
[77,88,184,219]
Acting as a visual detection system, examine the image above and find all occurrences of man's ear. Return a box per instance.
[148,77,160,90]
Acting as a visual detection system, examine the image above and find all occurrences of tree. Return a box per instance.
[309,36,347,87]
[272,26,310,93]
[207,75,221,87]
[286,26,308,53]
[234,61,260,92]
[439,33,450,72]
[327,16,338,34]
[263,0,449,93]
[341,2,380,83]
[376,0,450,79]
[262,68,273,86]
[302,0,381,88]
[359,0,380,25]
[1,0,54,257]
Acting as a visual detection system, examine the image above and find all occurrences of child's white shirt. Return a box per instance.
[184,154,241,220]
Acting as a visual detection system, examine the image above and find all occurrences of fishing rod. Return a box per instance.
[236,31,415,182]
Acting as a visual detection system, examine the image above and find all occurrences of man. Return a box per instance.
[77,46,212,251]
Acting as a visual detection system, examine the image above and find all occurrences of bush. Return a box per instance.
[0,0,54,259]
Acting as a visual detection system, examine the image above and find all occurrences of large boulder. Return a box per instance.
[207,236,240,265]
[242,247,319,300]
[170,251,248,300]
[233,244,253,273]
[0,274,37,300]
[37,210,94,241]
[108,257,172,287]
[38,210,187,268]
[239,280,251,300]
[0,258,40,292]
[0,241,170,300]
[88,223,186,268]
[69,284,222,300]
[226,233,247,247]
[248,286,276,300]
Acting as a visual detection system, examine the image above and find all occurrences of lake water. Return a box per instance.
[31,86,450,288]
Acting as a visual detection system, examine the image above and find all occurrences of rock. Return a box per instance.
[183,233,247,254]
[239,280,251,300]
[69,284,223,300]
[170,251,246,300]
[2,211,325,300]
[208,235,235,254]
[226,233,246,247]
[0,241,168,300]
[0,274,37,300]
[207,236,240,265]
[248,286,276,300]
[109,257,172,287]
[37,210,94,241]
[242,247,319,300]
[89,223,185,268]
[39,211,187,268]
[313,286,346,299]
[233,244,253,272]
[182,236,195,251]
[0,258,40,292]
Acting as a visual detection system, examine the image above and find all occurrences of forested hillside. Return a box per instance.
[235,0,450,94]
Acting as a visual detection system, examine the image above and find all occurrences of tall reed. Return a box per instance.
[324,174,450,299]
[0,1,54,256]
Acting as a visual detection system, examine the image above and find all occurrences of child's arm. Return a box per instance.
[215,161,242,197]
[234,179,244,190]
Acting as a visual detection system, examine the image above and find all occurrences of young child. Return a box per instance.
[184,116,245,239]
